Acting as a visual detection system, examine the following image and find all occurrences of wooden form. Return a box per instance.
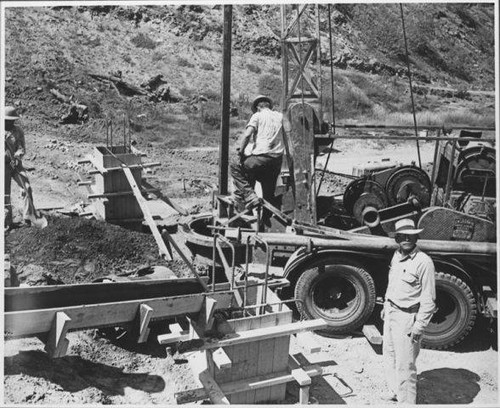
[79,145,146,224]
[172,286,329,404]
[5,290,236,358]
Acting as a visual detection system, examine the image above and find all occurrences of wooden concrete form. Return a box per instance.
[174,286,328,404]
[79,146,160,228]
[5,290,235,350]
[88,145,144,223]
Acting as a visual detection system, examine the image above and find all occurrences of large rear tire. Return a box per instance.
[422,272,477,349]
[294,257,376,336]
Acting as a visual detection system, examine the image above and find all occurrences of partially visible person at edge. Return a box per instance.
[382,218,436,404]
[4,106,37,229]
[229,95,290,223]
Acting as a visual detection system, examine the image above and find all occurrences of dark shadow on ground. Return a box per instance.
[417,367,480,404]
[285,352,347,404]
[5,350,165,395]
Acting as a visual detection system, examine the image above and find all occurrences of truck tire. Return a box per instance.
[294,257,376,336]
[422,272,477,349]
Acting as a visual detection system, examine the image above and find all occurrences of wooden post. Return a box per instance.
[135,304,153,343]
[44,311,71,358]
[219,5,232,196]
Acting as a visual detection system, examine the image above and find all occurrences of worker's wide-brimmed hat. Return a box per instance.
[394,218,423,235]
[5,106,20,120]
[251,95,273,113]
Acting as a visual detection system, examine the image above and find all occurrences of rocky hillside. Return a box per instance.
[3,3,495,145]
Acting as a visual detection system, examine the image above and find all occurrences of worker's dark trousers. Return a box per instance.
[4,161,36,227]
[230,154,282,211]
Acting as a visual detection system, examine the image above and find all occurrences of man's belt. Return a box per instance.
[387,299,420,313]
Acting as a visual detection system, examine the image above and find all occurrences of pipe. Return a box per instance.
[239,231,497,255]
[361,206,381,228]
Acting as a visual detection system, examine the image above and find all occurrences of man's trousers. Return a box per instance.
[383,302,421,404]
[230,154,282,209]
[4,161,36,226]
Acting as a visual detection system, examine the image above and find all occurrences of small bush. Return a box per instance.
[178,57,195,68]
[258,74,282,108]
[122,54,132,64]
[200,62,215,71]
[269,67,281,76]
[246,63,262,74]
[131,32,156,49]
[201,101,221,129]
[151,51,166,62]
[202,89,221,102]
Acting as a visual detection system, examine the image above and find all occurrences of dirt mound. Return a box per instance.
[4,215,199,285]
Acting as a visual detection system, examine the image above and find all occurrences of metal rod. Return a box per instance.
[337,124,494,131]
[430,128,441,186]
[217,234,237,291]
[444,140,457,204]
[244,235,252,308]
[315,134,495,142]
[212,233,217,293]
[123,113,126,149]
[252,235,271,307]
[400,3,422,168]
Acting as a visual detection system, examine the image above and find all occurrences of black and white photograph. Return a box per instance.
[2,1,498,405]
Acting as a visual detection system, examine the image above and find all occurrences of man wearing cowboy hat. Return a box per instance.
[4,106,38,229]
[230,95,290,215]
[382,218,436,404]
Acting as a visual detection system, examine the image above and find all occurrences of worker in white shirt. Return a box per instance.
[382,218,436,404]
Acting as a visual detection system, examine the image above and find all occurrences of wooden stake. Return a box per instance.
[44,312,71,358]
[136,304,153,343]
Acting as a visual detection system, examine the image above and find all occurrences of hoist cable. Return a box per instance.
[400,3,422,168]
[316,4,337,196]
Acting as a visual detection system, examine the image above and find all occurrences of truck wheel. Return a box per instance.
[294,258,376,336]
[422,272,477,349]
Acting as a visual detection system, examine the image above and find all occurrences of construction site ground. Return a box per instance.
[4,124,498,405]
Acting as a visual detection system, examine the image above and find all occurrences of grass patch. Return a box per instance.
[131,32,156,49]
[369,108,496,128]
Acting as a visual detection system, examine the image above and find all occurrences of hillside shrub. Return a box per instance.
[258,74,282,108]
[178,57,195,68]
[246,63,262,74]
[202,89,221,102]
[200,62,215,71]
[201,101,221,129]
[131,32,156,49]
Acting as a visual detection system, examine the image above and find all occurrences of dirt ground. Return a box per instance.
[3,124,498,405]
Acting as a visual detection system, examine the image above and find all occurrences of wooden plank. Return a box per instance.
[178,319,328,352]
[88,187,159,199]
[362,324,383,345]
[5,291,235,338]
[121,166,172,259]
[295,331,322,354]
[44,311,71,358]
[136,304,153,343]
[176,364,322,404]
[188,351,230,404]
[157,323,190,345]
[212,347,232,370]
[5,277,206,312]
[291,367,311,404]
